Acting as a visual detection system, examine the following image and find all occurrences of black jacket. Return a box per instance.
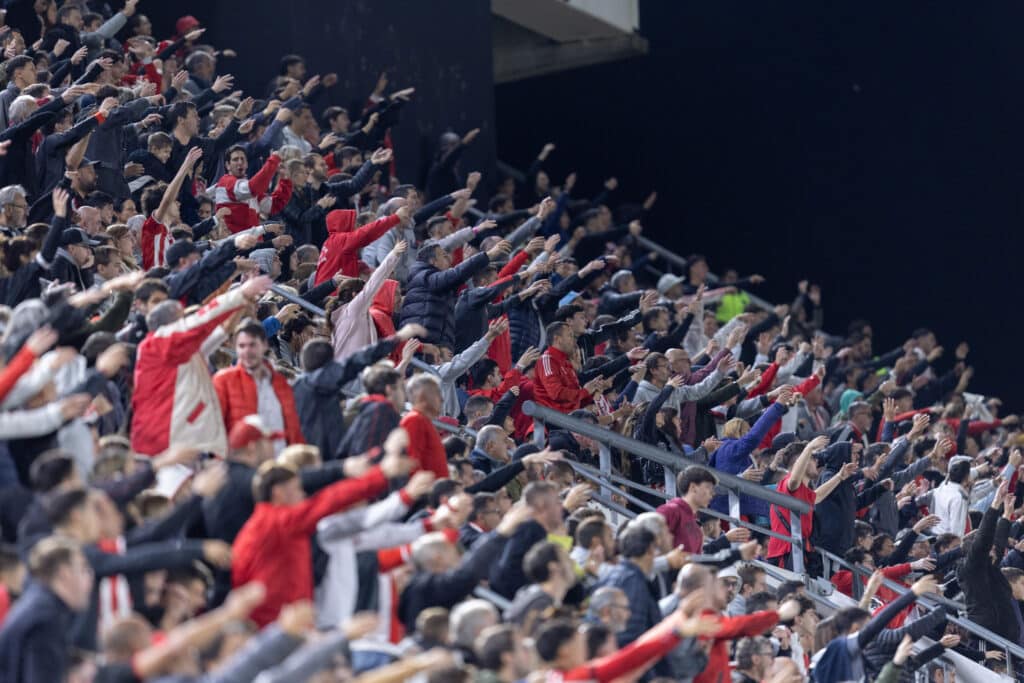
[811,442,888,554]
[398,251,491,350]
[166,239,238,305]
[336,398,400,460]
[959,506,1019,644]
[292,337,396,459]
[489,520,546,598]
[398,530,509,628]
[0,582,77,683]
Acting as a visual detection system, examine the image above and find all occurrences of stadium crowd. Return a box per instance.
[0,2,1019,682]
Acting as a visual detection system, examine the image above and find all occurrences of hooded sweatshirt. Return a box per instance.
[313,210,401,285]
[370,279,403,363]
[812,441,889,554]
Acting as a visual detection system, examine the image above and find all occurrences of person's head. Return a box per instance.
[791,595,819,637]
[678,466,717,509]
[948,459,971,485]
[643,352,670,385]
[47,488,99,541]
[168,101,200,138]
[291,104,314,133]
[6,55,36,88]
[233,319,268,372]
[723,417,751,440]
[618,524,657,572]
[463,395,493,423]
[488,194,513,214]
[642,307,669,334]
[735,636,773,677]
[1004,567,1024,601]
[587,586,631,633]
[534,618,585,670]
[476,624,531,680]
[132,278,168,316]
[634,512,673,554]
[93,245,122,281]
[832,606,870,636]
[554,304,588,336]
[185,50,215,82]
[407,374,442,417]
[29,450,78,493]
[412,532,461,573]
[165,239,199,270]
[524,541,575,591]
[418,242,452,271]
[0,184,28,229]
[147,131,173,163]
[28,536,92,610]
[2,235,36,271]
[523,481,562,531]
[279,54,306,80]
[545,321,575,354]
[737,564,766,596]
[470,359,501,390]
[450,599,498,650]
[609,270,635,293]
[575,516,613,559]
[687,253,708,282]
[253,462,303,506]
[848,401,873,432]
[322,106,349,134]
[744,590,777,614]
[362,364,405,412]
[101,614,154,663]
[476,424,509,463]
[225,145,248,178]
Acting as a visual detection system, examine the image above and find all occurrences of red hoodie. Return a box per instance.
[370,279,404,363]
[314,210,401,285]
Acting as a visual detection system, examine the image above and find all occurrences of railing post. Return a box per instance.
[790,513,804,574]
[598,444,613,501]
[728,490,741,521]
[533,418,545,447]
[1008,648,1014,678]
[663,466,677,498]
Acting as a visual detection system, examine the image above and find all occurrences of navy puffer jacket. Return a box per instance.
[398,251,490,349]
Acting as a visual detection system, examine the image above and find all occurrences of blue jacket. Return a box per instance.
[398,252,491,349]
[595,560,663,647]
[0,582,77,683]
[709,401,786,518]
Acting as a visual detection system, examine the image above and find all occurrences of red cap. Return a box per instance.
[228,415,284,450]
[176,15,201,36]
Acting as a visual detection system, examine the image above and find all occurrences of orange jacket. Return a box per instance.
[213,362,304,446]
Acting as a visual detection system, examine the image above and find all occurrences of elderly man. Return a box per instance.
[469,425,510,475]
[586,586,632,634]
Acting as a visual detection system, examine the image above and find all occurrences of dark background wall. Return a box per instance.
[496,1,1024,408]
[143,1,1023,407]
[143,0,496,189]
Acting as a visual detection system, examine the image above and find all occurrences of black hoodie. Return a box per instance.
[811,441,889,554]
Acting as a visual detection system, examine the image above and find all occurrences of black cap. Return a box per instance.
[79,157,101,168]
[60,228,101,247]
[767,432,798,454]
[165,240,199,267]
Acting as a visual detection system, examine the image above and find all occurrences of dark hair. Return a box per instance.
[833,607,870,635]
[29,450,75,492]
[553,304,584,324]
[3,236,36,272]
[167,101,197,130]
[476,624,515,671]
[224,144,248,164]
[644,351,667,372]
[737,563,764,588]
[234,318,267,343]
[735,636,770,669]
[949,460,971,484]
[677,466,718,496]
[934,533,959,554]
[322,106,347,127]
[362,365,402,396]
[575,516,607,550]
[618,524,656,559]
[134,278,168,302]
[93,245,119,268]
[470,359,498,389]
[428,479,462,509]
[279,54,305,75]
[252,464,296,503]
[544,321,568,343]
[426,215,450,235]
[147,131,172,150]
[445,439,469,461]
[468,493,495,524]
[534,618,578,663]
[642,307,668,332]
[487,194,510,212]
[463,395,492,420]
[0,543,19,574]
[46,488,90,527]
[5,55,33,76]
[844,548,869,565]
[775,580,805,602]
[524,541,562,583]
[86,191,113,209]
[582,621,611,659]
[745,591,776,614]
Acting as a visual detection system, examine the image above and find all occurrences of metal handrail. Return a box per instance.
[522,400,811,515]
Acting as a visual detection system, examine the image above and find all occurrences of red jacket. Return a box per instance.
[232,466,388,626]
[758,372,822,449]
[399,409,450,479]
[694,610,779,683]
[485,251,529,373]
[552,627,683,682]
[214,155,290,233]
[212,362,304,446]
[313,210,401,285]
[656,497,703,554]
[535,346,592,413]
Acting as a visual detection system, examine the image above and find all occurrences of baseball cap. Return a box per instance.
[717,566,742,587]
[228,415,285,450]
[657,273,686,296]
[166,240,200,268]
[767,432,798,455]
[79,157,101,168]
[60,227,101,247]
[558,291,581,307]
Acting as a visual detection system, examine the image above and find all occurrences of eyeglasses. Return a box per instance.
[610,603,630,611]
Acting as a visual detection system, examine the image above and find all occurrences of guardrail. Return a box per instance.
[522,399,809,572]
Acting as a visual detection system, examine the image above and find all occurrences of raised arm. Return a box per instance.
[155,147,202,225]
